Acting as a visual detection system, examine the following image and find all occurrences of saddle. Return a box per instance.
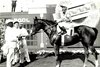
[59,26,75,46]
[59,26,74,36]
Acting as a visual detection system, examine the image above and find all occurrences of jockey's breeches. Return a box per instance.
[57,22,74,33]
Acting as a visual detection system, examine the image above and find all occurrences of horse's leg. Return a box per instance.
[54,44,61,67]
[89,46,99,67]
[83,46,89,67]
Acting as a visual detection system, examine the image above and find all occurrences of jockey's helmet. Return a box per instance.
[59,0,70,8]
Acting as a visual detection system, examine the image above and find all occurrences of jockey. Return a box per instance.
[54,0,74,35]
[54,0,74,45]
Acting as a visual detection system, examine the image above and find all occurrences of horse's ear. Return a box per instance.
[34,16,38,24]
[35,16,38,19]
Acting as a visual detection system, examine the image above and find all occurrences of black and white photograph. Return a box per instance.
[0,0,100,67]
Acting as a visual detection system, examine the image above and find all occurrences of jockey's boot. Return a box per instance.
[61,34,66,46]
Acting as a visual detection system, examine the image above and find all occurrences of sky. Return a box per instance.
[0,0,100,12]
[0,0,59,12]
[0,0,100,27]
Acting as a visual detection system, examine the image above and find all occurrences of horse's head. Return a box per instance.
[30,16,57,36]
[30,17,46,35]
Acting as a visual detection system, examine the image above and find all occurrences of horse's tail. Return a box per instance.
[92,28,98,39]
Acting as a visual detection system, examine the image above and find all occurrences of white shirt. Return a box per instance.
[55,6,71,22]
[5,27,16,42]
[5,27,20,48]
[19,27,28,39]
[54,0,72,23]
[19,27,28,49]
[13,27,21,38]
[20,28,28,36]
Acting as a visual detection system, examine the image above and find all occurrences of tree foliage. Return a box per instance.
[0,19,5,48]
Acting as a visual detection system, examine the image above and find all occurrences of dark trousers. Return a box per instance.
[12,1,16,12]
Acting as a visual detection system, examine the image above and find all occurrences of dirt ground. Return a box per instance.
[0,48,100,67]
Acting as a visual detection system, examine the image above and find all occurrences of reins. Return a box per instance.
[43,20,72,32]
[43,22,58,32]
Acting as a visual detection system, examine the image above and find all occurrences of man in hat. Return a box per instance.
[54,0,74,45]
[55,0,73,33]
[1,19,14,56]
[11,21,21,65]
[18,23,30,64]
[1,19,19,67]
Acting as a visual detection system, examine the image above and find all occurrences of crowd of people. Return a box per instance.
[1,19,30,67]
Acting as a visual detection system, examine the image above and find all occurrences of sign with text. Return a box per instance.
[13,18,30,23]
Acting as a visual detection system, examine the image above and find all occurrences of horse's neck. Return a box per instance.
[43,25,56,39]
[41,19,57,38]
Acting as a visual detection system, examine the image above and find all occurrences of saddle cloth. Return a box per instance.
[61,28,74,46]
[66,27,74,36]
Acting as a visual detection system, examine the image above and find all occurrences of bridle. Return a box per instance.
[42,21,58,32]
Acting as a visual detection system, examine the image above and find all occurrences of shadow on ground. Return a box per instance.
[36,51,96,67]
[40,52,85,62]
[0,51,97,67]
[18,52,37,67]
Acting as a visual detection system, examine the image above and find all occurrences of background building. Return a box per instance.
[0,0,100,49]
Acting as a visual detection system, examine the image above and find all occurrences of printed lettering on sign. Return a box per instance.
[13,18,30,22]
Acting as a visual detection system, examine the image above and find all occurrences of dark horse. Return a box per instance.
[30,17,99,67]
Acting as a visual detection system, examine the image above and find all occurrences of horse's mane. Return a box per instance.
[39,19,57,25]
